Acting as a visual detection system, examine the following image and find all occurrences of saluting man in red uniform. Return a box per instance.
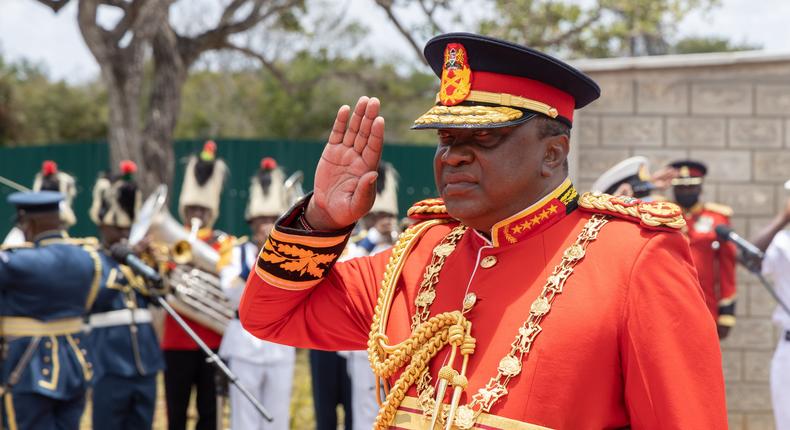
[669,160,737,339]
[240,34,727,430]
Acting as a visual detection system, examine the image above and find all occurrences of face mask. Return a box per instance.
[675,193,699,209]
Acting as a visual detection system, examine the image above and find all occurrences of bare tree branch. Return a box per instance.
[100,0,131,10]
[416,0,446,34]
[374,0,428,65]
[542,7,603,47]
[218,0,251,27]
[34,0,71,12]
[185,0,301,66]
[220,41,294,94]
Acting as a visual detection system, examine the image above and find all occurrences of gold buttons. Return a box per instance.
[42,368,50,376]
[480,256,498,269]
[74,338,80,345]
[43,356,51,363]
[463,293,477,312]
[44,341,52,349]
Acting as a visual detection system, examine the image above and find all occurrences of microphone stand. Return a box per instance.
[153,292,273,422]
[737,254,790,317]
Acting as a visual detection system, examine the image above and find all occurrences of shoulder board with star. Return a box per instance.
[407,198,454,221]
[703,202,733,218]
[578,192,686,231]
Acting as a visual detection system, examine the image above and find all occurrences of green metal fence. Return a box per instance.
[0,139,438,238]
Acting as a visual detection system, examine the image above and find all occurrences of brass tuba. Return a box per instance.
[130,185,234,334]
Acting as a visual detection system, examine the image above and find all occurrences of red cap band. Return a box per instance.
[472,71,576,122]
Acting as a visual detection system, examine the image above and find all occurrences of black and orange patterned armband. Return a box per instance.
[254,194,355,290]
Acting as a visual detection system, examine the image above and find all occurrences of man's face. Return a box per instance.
[249,216,277,247]
[373,213,397,236]
[433,120,552,231]
[673,184,703,209]
[99,225,130,247]
[183,205,213,229]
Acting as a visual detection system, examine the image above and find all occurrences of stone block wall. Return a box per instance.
[571,52,790,430]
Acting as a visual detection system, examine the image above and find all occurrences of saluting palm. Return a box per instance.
[307,96,385,230]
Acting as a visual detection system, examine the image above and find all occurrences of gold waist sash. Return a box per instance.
[390,396,553,430]
[1,316,84,337]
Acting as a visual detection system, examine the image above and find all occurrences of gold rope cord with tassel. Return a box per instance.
[368,214,610,429]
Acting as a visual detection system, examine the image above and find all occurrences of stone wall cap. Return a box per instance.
[572,50,790,72]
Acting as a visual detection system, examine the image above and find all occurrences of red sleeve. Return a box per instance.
[621,231,728,429]
[238,220,391,351]
[717,216,737,326]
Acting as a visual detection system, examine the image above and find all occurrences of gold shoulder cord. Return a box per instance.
[367,214,610,430]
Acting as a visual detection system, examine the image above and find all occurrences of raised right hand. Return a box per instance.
[305,96,385,230]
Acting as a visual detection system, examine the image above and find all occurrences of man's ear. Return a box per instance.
[541,134,570,177]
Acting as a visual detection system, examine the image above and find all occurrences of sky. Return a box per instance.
[0,0,788,83]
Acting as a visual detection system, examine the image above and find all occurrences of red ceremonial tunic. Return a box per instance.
[240,181,727,429]
[161,228,229,350]
[683,203,737,327]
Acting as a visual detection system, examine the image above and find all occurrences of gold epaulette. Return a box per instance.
[578,192,686,231]
[407,198,453,221]
[704,202,734,217]
[60,237,100,247]
[1,242,33,251]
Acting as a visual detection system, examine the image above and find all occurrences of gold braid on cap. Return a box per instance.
[413,105,523,126]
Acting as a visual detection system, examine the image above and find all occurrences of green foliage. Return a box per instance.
[478,0,722,58]
[0,56,107,146]
[176,51,438,144]
[672,36,761,54]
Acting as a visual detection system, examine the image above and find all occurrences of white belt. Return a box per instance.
[88,308,152,328]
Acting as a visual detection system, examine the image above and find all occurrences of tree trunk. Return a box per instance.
[138,27,188,195]
[104,68,144,175]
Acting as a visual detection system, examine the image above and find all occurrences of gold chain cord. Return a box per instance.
[368,214,610,429]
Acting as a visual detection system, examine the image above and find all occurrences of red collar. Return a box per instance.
[488,178,578,247]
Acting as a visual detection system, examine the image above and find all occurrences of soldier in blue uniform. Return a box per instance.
[85,161,165,429]
[0,191,101,430]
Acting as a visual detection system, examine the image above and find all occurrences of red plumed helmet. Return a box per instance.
[203,140,217,154]
[261,157,278,170]
[42,160,58,176]
[119,160,137,174]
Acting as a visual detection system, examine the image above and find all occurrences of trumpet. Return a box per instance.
[130,185,234,334]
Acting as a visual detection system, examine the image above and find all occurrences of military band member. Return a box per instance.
[1,191,101,430]
[239,33,727,429]
[163,141,232,430]
[86,161,165,429]
[219,157,295,430]
[32,160,78,228]
[669,160,737,339]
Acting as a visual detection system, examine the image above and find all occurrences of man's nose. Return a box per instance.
[441,143,474,166]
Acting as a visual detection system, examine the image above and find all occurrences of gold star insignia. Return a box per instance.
[520,220,531,230]
[512,224,523,234]
[547,204,558,214]
[538,210,549,221]
[530,216,541,227]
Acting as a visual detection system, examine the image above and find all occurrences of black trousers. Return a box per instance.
[93,373,157,430]
[309,350,352,430]
[164,349,217,430]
